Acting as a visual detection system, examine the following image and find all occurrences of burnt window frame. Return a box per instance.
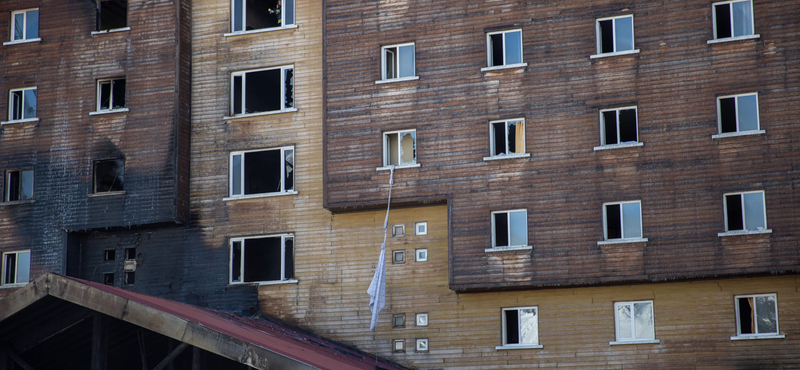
[4,169,34,202]
[379,42,417,82]
[720,190,770,236]
[714,93,762,138]
[93,158,125,194]
[490,209,529,250]
[94,0,129,33]
[230,0,295,34]
[6,9,39,44]
[733,293,782,339]
[484,29,525,71]
[592,15,639,58]
[486,118,527,160]
[229,65,295,117]
[711,0,756,42]
[601,200,645,243]
[2,250,31,286]
[94,78,127,113]
[381,129,417,169]
[498,306,541,349]
[227,146,295,199]
[5,87,38,124]
[229,234,295,285]
[597,107,641,149]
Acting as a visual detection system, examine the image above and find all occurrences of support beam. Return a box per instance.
[2,349,35,370]
[191,347,202,370]
[91,314,108,370]
[137,330,148,370]
[151,343,189,370]
[13,307,93,353]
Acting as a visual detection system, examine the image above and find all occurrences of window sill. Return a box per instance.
[718,229,772,237]
[707,34,760,44]
[375,76,420,85]
[590,49,641,59]
[609,339,660,346]
[90,108,129,116]
[711,130,765,139]
[485,245,533,253]
[483,153,530,161]
[1,118,39,125]
[0,199,36,206]
[91,27,131,35]
[230,279,299,286]
[377,164,420,171]
[223,191,298,202]
[730,334,784,341]
[481,63,528,73]
[594,142,643,151]
[89,191,127,198]
[224,108,298,120]
[224,25,298,37]
[3,38,42,46]
[0,284,27,289]
[495,344,543,350]
[597,238,648,246]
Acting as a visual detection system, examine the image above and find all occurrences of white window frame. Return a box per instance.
[378,42,418,83]
[709,0,758,43]
[392,339,405,352]
[611,300,659,345]
[414,221,427,235]
[482,29,526,71]
[1,250,31,286]
[415,313,429,327]
[415,338,429,352]
[484,118,529,161]
[414,248,428,262]
[229,0,296,34]
[713,93,763,139]
[731,293,783,340]
[226,146,296,200]
[93,78,128,114]
[229,234,296,285]
[595,106,643,151]
[4,169,34,202]
[6,9,40,44]
[487,209,531,252]
[600,200,647,245]
[4,87,38,124]
[592,15,640,58]
[228,65,295,118]
[380,129,418,170]
[496,306,542,350]
[719,190,771,236]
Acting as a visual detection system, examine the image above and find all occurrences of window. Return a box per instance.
[9,9,39,42]
[97,0,127,31]
[103,272,114,285]
[491,210,527,248]
[229,234,294,284]
[486,30,523,68]
[104,249,116,261]
[489,119,526,157]
[713,0,754,40]
[392,250,405,264]
[392,313,405,328]
[599,107,638,146]
[382,129,416,167]
[723,191,767,232]
[381,43,415,81]
[96,79,126,112]
[415,248,428,262]
[232,0,294,32]
[716,93,760,136]
[2,250,30,286]
[393,340,405,352]
[596,15,635,55]
[124,271,135,284]
[415,313,428,327]
[500,307,540,348]
[229,147,294,198]
[415,338,428,352]
[231,66,294,116]
[7,87,37,123]
[734,294,780,338]
[94,159,124,193]
[613,301,657,344]
[415,221,427,235]
[603,201,643,241]
[4,169,33,202]
[392,224,405,237]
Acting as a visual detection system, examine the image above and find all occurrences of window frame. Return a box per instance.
[713,92,762,139]
[228,65,295,118]
[711,0,756,42]
[720,190,770,236]
[592,15,639,58]
[379,42,417,83]
[414,248,428,262]
[93,158,125,195]
[732,293,783,340]
[4,87,38,124]
[497,306,542,350]
[94,0,129,33]
[229,234,296,285]
[611,300,659,345]
[94,78,127,114]
[226,146,296,200]
[596,106,642,150]
[485,118,529,161]
[380,129,418,169]
[229,0,296,34]
[2,250,31,286]
[4,169,34,202]
[483,29,525,71]
[489,209,530,251]
[601,200,646,244]
[414,221,427,235]
[6,9,40,44]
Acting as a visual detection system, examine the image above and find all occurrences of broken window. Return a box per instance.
[10,9,38,42]
[229,234,294,284]
[492,210,527,248]
[614,301,655,342]
[603,201,642,240]
[2,250,30,285]
[487,29,523,67]
[4,169,33,202]
[232,0,294,32]
[724,191,766,232]
[94,159,125,193]
[735,294,778,336]
[231,66,294,116]
[381,43,415,80]
[718,93,759,134]
[600,107,638,145]
[96,78,126,112]
[8,87,37,122]
[596,15,634,54]
[502,307,539,347]
[104,249,115,261]
[96,0,128,31]
[103,272,114,285]
[229,146,294,197]
[383,129,416,167]
[124,271,135,284]
[415,338,428,352]
[490,119,525,157]
[713,0,753,39]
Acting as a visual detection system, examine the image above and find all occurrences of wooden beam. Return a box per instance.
[151,343,188,370]
[91,314,108,370]
[2,349,35,370]
[191,347,202,370]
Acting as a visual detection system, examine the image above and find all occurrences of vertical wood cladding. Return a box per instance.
[322,0,800,291]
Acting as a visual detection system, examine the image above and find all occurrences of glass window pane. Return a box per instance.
[633,302,654,339]
[384,48,396,79]
[14,13,24,40]
[23,89,37,119]
[231,154,242,196]
[732,1,753,37]
[736,95,758,132]
[21,170,33,200]
[26,10,38,39]
[742,192,765,230]
[16,251,30,284]
[399,131,415,165]
[284,149,294,191]
[616,304,632,339]
[615,17,634,51]
[622,202,642,238]
[509,211,527,246]
[284,0,294,25]
[505,31,522,65]
[233,0,243,31]
[518,308,538,344]
[398,45,415,78]
[755,296,777,334]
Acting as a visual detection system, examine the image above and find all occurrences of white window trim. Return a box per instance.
[480,63,528,72]
[7,87,38,122]
[594,142,643,151]
[414,248,428,262]
[91,27,132,35]
[717,229,772,237]
[711,130,765,140]
[229,65,294,118]
[1,117,39,125]
[594,15,636,56]
[415,221,427,235]
[711,0,756,41]
[483,153,530,161]
[227,146,295,199]
[731,334,785,340]
[230,0,295,33]
[722,190,767,233]
[0,199,36,206]
[381,129,417,168]
[8,9,39,43]
[609,339,660,345]
[612,300,657,344]
[590,49,640,59]
[602,200,644,242]
[375,76,420,85]
[380,42,416,82]
[598,106,639,147]
[229,234,294,285]
[707,34,760,44]
[222,191,298,202]
[732,293,781,340]
[487,118,527,160]
[415,313,429,327]
[1,250,30,286]
[95,78,126,113]
[223,107,298,121]
[716,92,760,136]
[89,108,130,116]
[5,168,34,202]
[490,209,528,249]
[485,245,533,253]
[597,237,648,246]
[376,163,420,171]
[88,191,126,198]
[486,29,524,69]
[3,38,42,46]
[497,306,541,350]
[224,24,298,37]
[415,338,429,352]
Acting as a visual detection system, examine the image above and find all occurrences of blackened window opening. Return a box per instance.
[243,237,282,282]
[606,204,622,239]
[4,254,16,284]
[618,109,637,142]
[719,97,737,133]
[738,297,754,334]
[95,159,125,193]
[98,0,127,31]
[103,273,114,285]
[505,310,520,344]
[284,237,294,279]
[726,194,744,230]
[715,4,732,38]
[493,122,506,155]
[104,250,115,261]
[125,248,136,260]
[6,171,21,201]
[245,150,281,194]
[231,241,242,282]
[284,68,294,108]
[603,111,618,145]
[490,34,504,66]
[495,213,509,247]
[599,20,614,53]
[99,79,126,110]
[124,271,135,284]
[246,70,280,113]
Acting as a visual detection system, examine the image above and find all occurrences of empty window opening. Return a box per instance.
[232,0,294,32]
[492,210,527,248]
[104,249,116,261]
[736,294,778,336]
[487,30,522,67]
[601,108,638,145]
[393,340,405,352]
[8,87,37,121]
[10,9,38,41]
[231,67,294,115]
[230,235,294,284]
[124,271,135,285]
[724,191,766,232]
[95,159,125,193]
[383,130,416,167]
[2,250,30,285]
[97,79,126,111]
[503,307,539,346]
[97,0,128,31]
[713,0,753,39]
[103,272,114,285]
[392,250,405,264]
[125,247,136,260]
[4,169,33,202]
[230,147,294,197]
[490,119,525,156]
[382,43,415,80]
[718,94,759,134]
[615,301,655,341]
[597,15,634,54]
[393,313,405,328]
[604,201,642,240]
